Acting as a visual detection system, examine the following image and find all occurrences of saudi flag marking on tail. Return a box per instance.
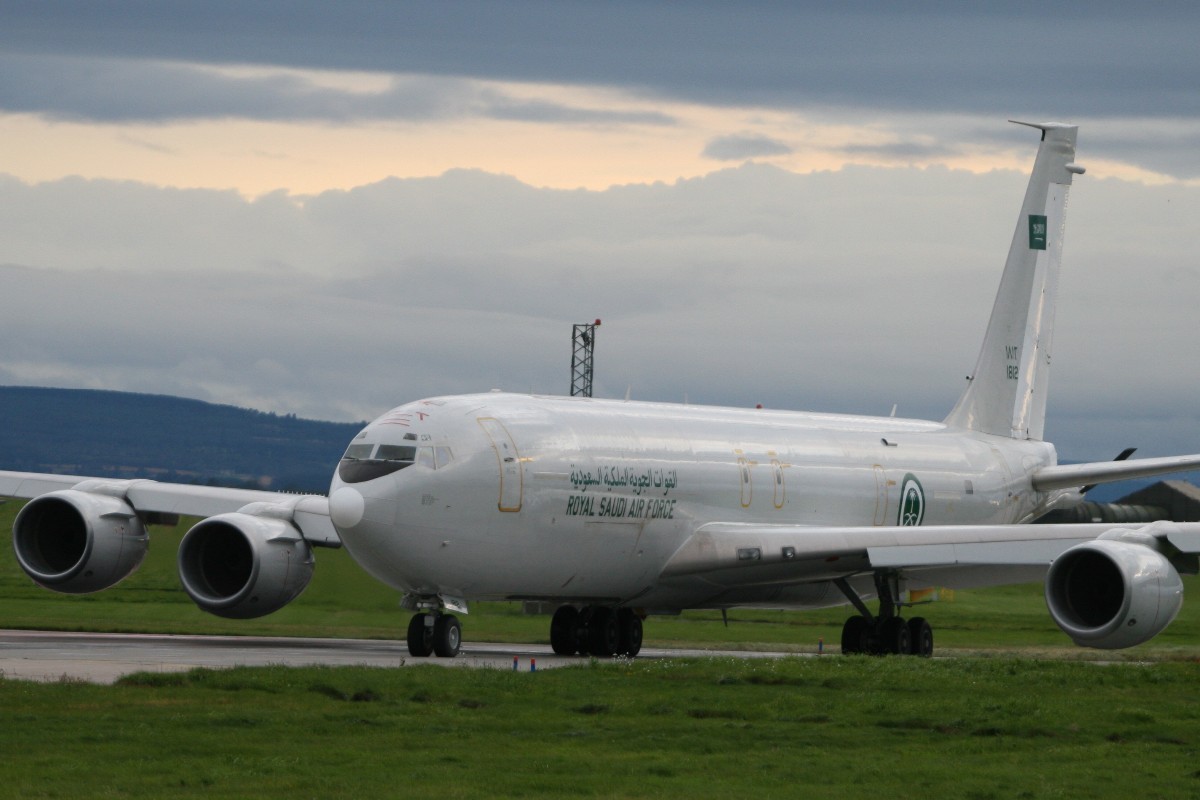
[1028,214,1047,250]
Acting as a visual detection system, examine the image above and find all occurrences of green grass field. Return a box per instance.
[3,659,1199,798]
[4,498,1200,797]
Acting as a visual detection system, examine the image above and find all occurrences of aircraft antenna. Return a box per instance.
[570,319,601,397]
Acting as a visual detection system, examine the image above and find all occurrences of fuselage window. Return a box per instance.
[417,447,436,469]
[435,447,454,468]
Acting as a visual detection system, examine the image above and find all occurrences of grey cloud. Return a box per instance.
[116,133,178,155]
[476,87,674,125]
[4,2,1200,122]
[8,4,1200,178]
[702,134,793,161]
[0,53,671,125]
[1080,125,1200,180]
[483,99,673,126]
[0,53,468,122]
[2,159,1198,461]
[837,140,963,162]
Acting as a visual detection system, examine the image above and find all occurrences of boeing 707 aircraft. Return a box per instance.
[5,121,1200,659]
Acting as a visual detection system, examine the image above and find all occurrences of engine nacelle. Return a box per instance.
[178,512,314,619]
[1045,538,1183,649]
[12,490,149,593]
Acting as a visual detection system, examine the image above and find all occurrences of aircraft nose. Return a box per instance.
[329,486,366,529]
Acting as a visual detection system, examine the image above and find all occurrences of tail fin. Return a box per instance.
[943,121,1084,440]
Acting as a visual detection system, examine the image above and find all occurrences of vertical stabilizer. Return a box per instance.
[943,122,1083,440]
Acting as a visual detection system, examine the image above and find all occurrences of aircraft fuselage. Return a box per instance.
[328,393,1058,610]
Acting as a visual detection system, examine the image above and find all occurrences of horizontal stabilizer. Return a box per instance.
[1031,455,1200,492]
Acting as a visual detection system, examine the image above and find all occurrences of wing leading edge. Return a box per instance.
[0,470,338,546]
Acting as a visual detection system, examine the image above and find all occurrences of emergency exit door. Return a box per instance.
[477,417,523,512]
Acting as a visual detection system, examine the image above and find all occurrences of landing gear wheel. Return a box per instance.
[617,609,643,657]
[550,605,580,655]
[841,615,869,655]
[908,616,933,657]
[880,616,911,655]
[433,614,462,658]
[406,613,434,657]
[587,607,620,657]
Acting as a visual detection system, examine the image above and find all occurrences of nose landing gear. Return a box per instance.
[406,611,462,657]
[403,595,466,658]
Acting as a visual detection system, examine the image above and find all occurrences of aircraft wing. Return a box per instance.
[0,470,338,546]
[661,519,1200,580]
[1032,454,1200,492]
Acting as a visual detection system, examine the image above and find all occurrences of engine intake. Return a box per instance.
[178,512,314,619]
[1045,539,1183,649]
[12,490,148,593]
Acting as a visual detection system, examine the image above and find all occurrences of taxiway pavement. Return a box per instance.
[0,629,803,683]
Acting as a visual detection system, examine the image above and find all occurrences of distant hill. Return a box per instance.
[0,386,364,493]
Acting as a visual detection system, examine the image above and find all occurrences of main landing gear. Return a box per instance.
[835,572,935,657]
[406,611,462,658]
[550,605,644,657]
[403,604,644,660]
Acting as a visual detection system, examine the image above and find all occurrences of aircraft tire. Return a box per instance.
[908,617,933,657]
[550,605,579,655]
[406,613,434,657]
[841,615,869,654]
[617,609,643,657]
[587,607,620,657]
[433,614,462,658]
[880,616,911,655]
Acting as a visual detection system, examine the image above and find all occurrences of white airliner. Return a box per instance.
[4,121,1200,660]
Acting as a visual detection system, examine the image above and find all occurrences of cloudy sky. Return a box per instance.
[1,1,1199,463]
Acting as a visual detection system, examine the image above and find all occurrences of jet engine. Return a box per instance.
[1045,538,1183,649]
[177,512,314,619]
[12,489,149,593]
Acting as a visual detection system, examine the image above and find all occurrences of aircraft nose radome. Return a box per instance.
[329,486,366,529]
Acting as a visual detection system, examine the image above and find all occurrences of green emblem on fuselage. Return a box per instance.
[897,473,925,526]
[1028,214,1047,250]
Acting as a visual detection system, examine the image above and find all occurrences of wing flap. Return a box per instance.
[1167,529,1200,553]
[867,538,1089,568]
[662,520,1200,579]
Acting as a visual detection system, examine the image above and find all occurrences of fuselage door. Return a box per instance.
[872,464,888,526]
[771,458,785,509]
[737,454,752,508]
[477,417,523,512]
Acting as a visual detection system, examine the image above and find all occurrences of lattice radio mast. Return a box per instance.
[570,319,601,397]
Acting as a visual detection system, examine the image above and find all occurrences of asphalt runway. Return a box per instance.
[0,630,803,683]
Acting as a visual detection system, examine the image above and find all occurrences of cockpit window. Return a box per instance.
[338,442,452,483]
[343,443,374,460]
[377,445,417,462]
[339,443,417,483]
